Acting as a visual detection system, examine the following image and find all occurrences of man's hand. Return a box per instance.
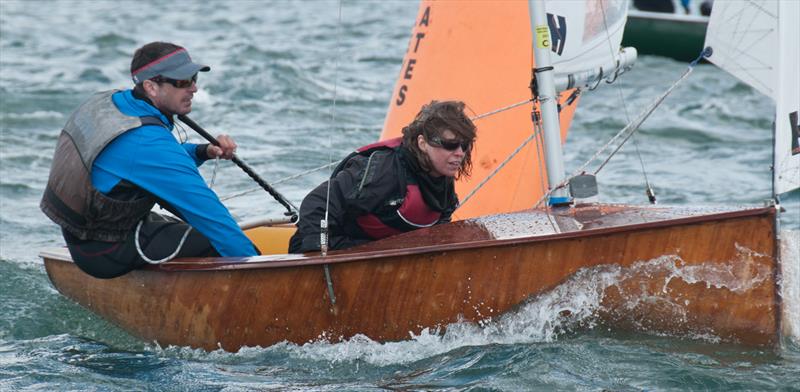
[206,134,237,160]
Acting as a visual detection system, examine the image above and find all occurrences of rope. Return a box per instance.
[471,98,533,121]
[217,98,534,203]
[600,0,655,203]
[208,156,220,189]
[533,64,699,207]
[593,67,694,174]
[219,161,339,202]
[135,219,193,265]
[457,119,543,210]
[174,121,189,143]
[320,0,344,259]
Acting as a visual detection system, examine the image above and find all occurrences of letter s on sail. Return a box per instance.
[396,85,407,106]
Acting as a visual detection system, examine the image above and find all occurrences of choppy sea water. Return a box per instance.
[1,1,799,391]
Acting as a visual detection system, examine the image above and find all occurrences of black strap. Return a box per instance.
[44,187,87,225]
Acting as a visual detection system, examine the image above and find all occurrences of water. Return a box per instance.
[1,0,799,390]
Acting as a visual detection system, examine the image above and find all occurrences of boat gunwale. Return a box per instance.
[40,205,776,272]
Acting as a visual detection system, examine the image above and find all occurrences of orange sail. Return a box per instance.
[380,1,578,219]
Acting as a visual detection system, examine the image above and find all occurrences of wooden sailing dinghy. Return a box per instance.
[41,0,796,351]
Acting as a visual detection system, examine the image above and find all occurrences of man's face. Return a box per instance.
[146,76,198,116]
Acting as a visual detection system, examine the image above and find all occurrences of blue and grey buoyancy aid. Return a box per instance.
[337,138,449,240]
[40,90,164,242]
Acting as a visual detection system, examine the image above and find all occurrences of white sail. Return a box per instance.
[544,0,635,92]
[545,0,627,72]
[704,0,800,195]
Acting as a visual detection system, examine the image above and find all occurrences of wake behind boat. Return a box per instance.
[41,0,797,351]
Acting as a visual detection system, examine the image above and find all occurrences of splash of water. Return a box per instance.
[282,246,773,365]
[780,229,800,345]
[140,243,783,366]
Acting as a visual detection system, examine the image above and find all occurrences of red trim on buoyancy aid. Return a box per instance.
[348,136,443,240]
[356,214,402,239]
[356,137,403,152]
[356,184,442,240]
[396,185,440,227]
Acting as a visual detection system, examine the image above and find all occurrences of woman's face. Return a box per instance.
[417,129,469,178]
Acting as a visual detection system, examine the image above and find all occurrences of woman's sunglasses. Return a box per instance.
[151,73,198,89]
[428,136,471,151]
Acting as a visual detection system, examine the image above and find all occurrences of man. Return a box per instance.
[289,100,476,253]
[40,41,258,279]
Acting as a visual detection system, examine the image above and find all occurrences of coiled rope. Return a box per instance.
[135,220,193,265]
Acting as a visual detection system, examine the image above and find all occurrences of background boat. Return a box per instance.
[2,0,799,390]
[623,0,710,61]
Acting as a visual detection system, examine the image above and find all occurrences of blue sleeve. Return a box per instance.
[182,143,206,166]
[92,126,257,257]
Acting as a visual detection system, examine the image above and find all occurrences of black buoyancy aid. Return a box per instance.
[336,137,443,240]
[40,90,164,242]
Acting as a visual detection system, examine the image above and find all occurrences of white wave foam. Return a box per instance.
[147,246,780,365]
[2,111,63,120]
[286,249,770,365]
[779,229,800,345]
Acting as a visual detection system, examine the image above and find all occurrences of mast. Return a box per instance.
[529,0,570,205]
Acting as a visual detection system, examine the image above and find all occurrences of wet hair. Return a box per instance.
[401,100,476,179]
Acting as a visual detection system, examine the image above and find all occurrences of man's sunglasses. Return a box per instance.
[428,136,471,151]
[151,73,198,89]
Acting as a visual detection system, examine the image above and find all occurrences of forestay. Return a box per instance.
[704,0,800,195]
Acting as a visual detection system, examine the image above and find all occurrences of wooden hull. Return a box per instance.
[42,204,779,351]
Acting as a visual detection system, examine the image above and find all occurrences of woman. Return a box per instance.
[289,100,477,253]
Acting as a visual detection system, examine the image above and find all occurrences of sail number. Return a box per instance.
[395,6,431,106]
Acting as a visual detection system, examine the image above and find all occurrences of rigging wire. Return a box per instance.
[218,99,533,203]
[317,0,344,306]
[219,161,339,202]
[534,63,700,208]
[321,0,344,258]
[599,1,656,203]
[471,98,533,121]
[456,123,542,210]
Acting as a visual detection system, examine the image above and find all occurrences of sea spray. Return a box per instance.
[284,248,773,366]
[780,229,800,345]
